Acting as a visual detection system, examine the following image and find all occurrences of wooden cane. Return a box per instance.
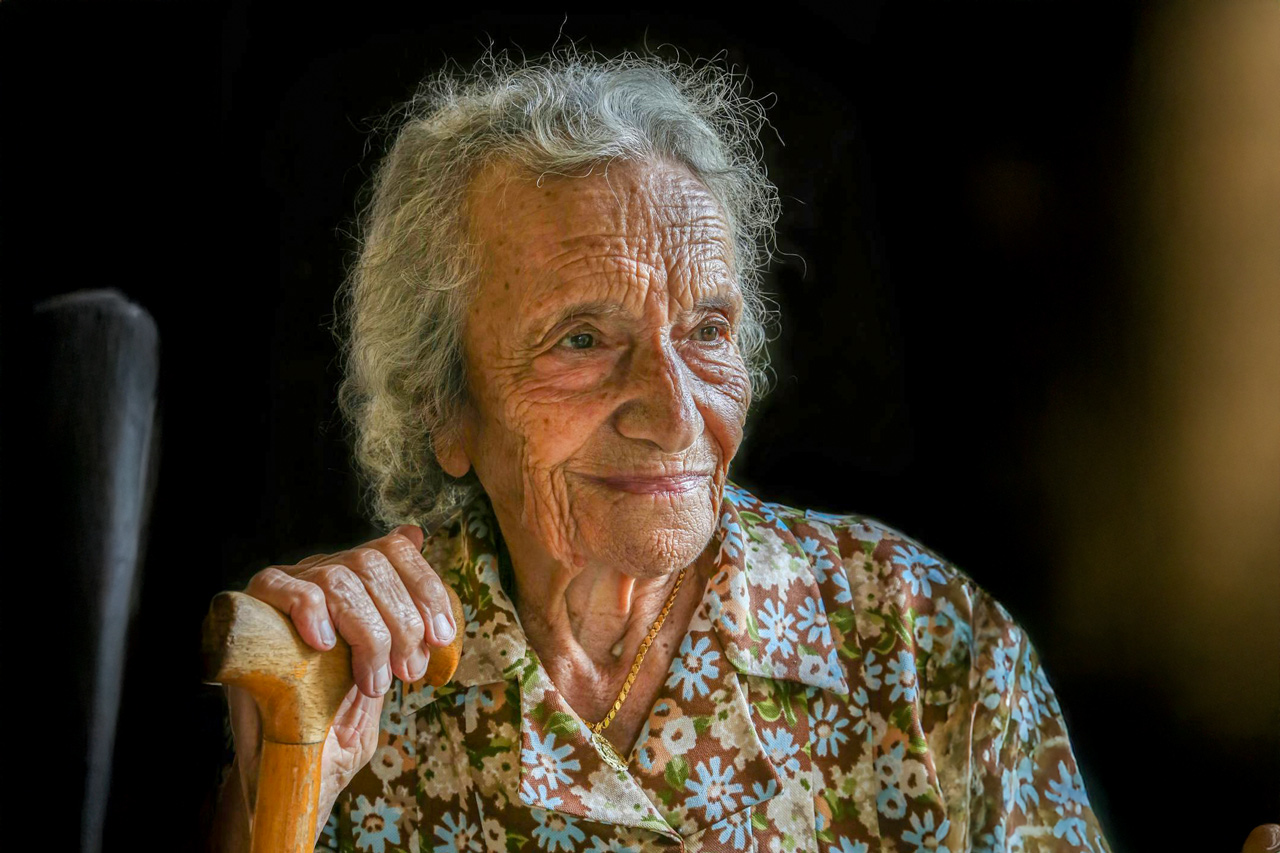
[202,588,464,853]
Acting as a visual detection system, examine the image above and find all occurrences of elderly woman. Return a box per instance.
[216,53,1110,852]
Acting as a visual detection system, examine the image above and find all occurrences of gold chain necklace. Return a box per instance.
[587,566,688,772]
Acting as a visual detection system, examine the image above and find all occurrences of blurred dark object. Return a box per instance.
[31,291,160,853]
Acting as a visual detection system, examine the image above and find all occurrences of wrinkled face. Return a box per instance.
[439,158,751,579]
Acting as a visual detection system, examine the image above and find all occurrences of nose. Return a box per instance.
[613,337,702,453]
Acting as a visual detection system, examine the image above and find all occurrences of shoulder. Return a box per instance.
[725,482,1027,678]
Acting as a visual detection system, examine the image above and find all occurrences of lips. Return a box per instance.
[589,472,712,495]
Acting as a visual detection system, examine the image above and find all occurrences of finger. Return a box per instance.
[301,563,394,698]
[341,546,429,684]
[329,682,385,757]
[390,523,425,551]
[295,553,332,570]
[245,567,337,651]
[316,684,385,836]
[375,529,457,649]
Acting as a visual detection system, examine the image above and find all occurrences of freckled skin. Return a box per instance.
[436,159,752,742]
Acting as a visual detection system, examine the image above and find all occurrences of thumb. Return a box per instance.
[392,523,425,550]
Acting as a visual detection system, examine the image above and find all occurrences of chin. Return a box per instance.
[582,498,718,579]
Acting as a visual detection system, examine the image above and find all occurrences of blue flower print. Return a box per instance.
[874,742,907,819]
[761,726,802,776]
[667,634,721,700]
[886,649,919,704]
[877,784,907,820]
[519,781,562,811]
[902,811,951,853]
[531,808,586,852]
[719,512,745,559]
[1013,661,1060,741]
[319,811,339,850]
[585,837,641,853]
[522,729,580,790]
[892,545,948,598]
[757,501,783,524]
[759,598,799,657]
[1002,755,1040,815]
[432,811,482,853]
[808,697,851,758]
[803,507,853,526]
[685,756,743,821]
[832,567,853,604]
[981,642,1018,708]
[714,812,750,848]
[973,822,1006,853]
[798,536,837,583]
[350,794,402,853]
[862,650,883,689]
[824,647,845,690]
[912,613,934,654]
[848,686,874,744]
[797,596,833,645]
[832,837,870,853]
[1045,760,1090,845]
[934,599,972,646]
[463,682,496,715]
[743,778,779,806]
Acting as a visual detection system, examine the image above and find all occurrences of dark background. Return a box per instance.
[3,2,1276,851]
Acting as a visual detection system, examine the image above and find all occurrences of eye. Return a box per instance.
[560,331,596,350]
[695,323,727,343]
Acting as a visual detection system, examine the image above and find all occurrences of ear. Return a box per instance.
[434,426,472,478]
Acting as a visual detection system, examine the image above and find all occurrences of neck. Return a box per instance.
[512,548,685,671]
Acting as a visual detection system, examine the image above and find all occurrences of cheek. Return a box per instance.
[493,384,621,470]
[690,354,752,455]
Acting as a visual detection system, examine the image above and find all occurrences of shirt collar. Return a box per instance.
[703,483,851,696]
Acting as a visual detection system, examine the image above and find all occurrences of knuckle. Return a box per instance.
[385,535,422,564]
[298,583,327,610]
[316,564,360,594]
[246,566,289,596]
[348,548,387,575]
[393,605,425,639]
[365,622,392,651]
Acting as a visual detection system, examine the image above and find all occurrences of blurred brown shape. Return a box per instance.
[1244,824,1280,853]
[1040,0,1280,740]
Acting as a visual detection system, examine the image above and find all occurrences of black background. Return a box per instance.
[3,2,1276,850]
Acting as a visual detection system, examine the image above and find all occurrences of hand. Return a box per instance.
[225,524,457,840]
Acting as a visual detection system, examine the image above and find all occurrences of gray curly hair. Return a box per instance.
[336,49,781,531]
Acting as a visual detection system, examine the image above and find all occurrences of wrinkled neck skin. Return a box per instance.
[493,494,710,724]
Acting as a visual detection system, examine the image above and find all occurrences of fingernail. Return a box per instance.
[405,647,427,681]
[317,619,336,648]
[373,664,391,695]
[433,612,455,643]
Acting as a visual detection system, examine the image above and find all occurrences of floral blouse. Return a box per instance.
[319,483,1110,853]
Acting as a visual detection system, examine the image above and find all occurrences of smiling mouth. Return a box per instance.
[586,472,712,495]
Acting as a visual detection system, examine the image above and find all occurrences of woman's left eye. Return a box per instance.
[695,324,726,342]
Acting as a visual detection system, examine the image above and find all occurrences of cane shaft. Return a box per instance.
[252,740,325,853]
